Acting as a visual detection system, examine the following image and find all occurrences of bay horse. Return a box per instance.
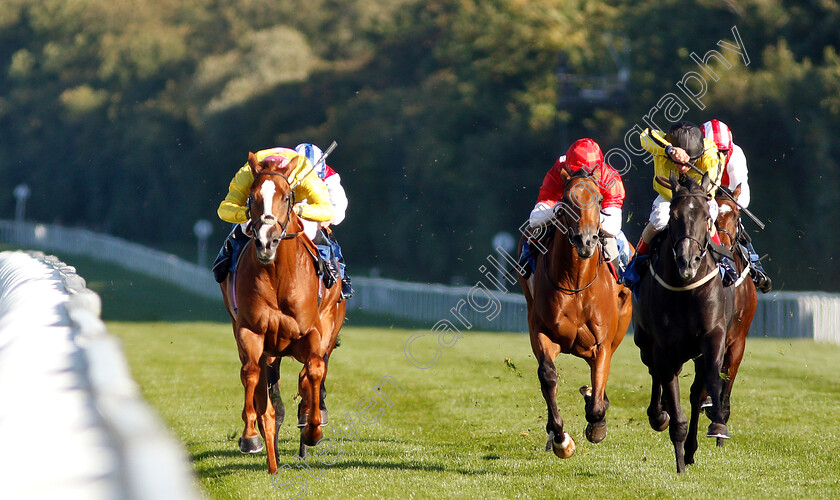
[220,152,346,474]
[632,172,735,472]
[518,168,633,458]
[688,184,757,448]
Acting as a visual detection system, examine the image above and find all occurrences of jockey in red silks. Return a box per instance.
[520,138,631,279]
[702,119,772,293]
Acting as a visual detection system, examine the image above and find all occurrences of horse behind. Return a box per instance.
[692,185,757,446]
[220,152,345,474]
[632,172,735,472]
[518,168,632,458]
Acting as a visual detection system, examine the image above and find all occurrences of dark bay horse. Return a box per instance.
[633,172,735,472]
[691,185,757,447]
[518,168,633,458]
[221,152,346,474]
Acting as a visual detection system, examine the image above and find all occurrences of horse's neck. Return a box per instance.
[549,231,598,284]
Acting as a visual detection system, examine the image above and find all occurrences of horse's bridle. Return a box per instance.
[248,171,299,240]
[557,171,604,246]
[668,192,711,260]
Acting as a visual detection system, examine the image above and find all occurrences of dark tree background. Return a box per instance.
[1,0,838,290]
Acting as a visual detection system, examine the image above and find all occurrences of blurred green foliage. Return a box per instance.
[1,0,838,289]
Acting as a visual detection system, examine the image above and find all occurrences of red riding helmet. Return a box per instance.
[702,119,733,166]
[564,138,604,173]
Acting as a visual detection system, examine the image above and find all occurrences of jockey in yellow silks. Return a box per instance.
[212,147,334,284]
[623,121,738,287]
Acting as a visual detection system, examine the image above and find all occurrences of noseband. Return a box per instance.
[669,192,711,259]
[249,171,298,240]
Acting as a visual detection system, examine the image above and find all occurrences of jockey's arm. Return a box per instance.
[640,128,676,200]
[324,174,348,225]
[726,144,751,208]
[217,164,254,224]
[293,171,334,222]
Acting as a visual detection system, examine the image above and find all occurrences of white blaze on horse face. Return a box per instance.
[258,179,276,243]
[719,204,733,215]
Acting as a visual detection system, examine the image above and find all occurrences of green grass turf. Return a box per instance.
[108,322,840,499]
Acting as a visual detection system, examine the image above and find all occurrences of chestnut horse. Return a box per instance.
[633,172,735,472]
[220,153,345,474]
[518,168,633,458]
[688,185,757,448]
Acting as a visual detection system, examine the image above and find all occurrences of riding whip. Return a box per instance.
[648,131,765,230]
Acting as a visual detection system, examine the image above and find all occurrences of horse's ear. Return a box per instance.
[283,154,300,176]
[248,152,261,175]
[559,166,571,184]
[732,183,742,200]
[701,172,711,192]
[669,171,679,196]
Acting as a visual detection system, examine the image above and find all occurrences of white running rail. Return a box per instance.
[0,250,202,499]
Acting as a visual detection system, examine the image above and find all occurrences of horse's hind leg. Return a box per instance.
[532,332,575,458]
[714,336,745,446]
[268,357,285,428]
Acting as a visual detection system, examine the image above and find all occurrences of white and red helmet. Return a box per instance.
[702,119,733,166]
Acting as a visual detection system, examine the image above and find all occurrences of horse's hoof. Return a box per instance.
[585,420,607,443]
[547,431,576,459]
[649,411,670,432]
[301,425,322,447]
[707,422,729,439]
[700,396,712,409]
[239,435,263,454]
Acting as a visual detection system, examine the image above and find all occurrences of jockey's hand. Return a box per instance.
[666,145,691,169]
[320,221,331,229]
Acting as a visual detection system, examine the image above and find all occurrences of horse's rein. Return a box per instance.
[250,171,299,240]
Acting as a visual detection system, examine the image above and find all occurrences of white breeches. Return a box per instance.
[648,194,719,231]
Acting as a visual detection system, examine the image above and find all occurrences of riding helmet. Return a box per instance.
[665,121,704,161]
[295,143,326,179]
[564,138,603,173]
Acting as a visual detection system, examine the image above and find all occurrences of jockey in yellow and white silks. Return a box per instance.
[212,147,333,284]
[218,147,333,238]
[623,121,739,288]
[637,123,721,246]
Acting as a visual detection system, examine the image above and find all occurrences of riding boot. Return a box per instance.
[326,231,354,299]
[738,225,772,293]
[518,240,534,279]
[212,224,248,283]
[315,244,337,289]
[719,257,739,287]
[212,239,232,283]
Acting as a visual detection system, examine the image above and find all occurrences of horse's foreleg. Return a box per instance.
[637,329,669,432]
[532,332,574,458]
[257,361,278,473]
[583,345,612,443]
[301,353,326,447]
[716,335,746,446]
[685,359,705,466]
[658,364,688,473]
[702,330,730,440]
[237,327,265,455]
